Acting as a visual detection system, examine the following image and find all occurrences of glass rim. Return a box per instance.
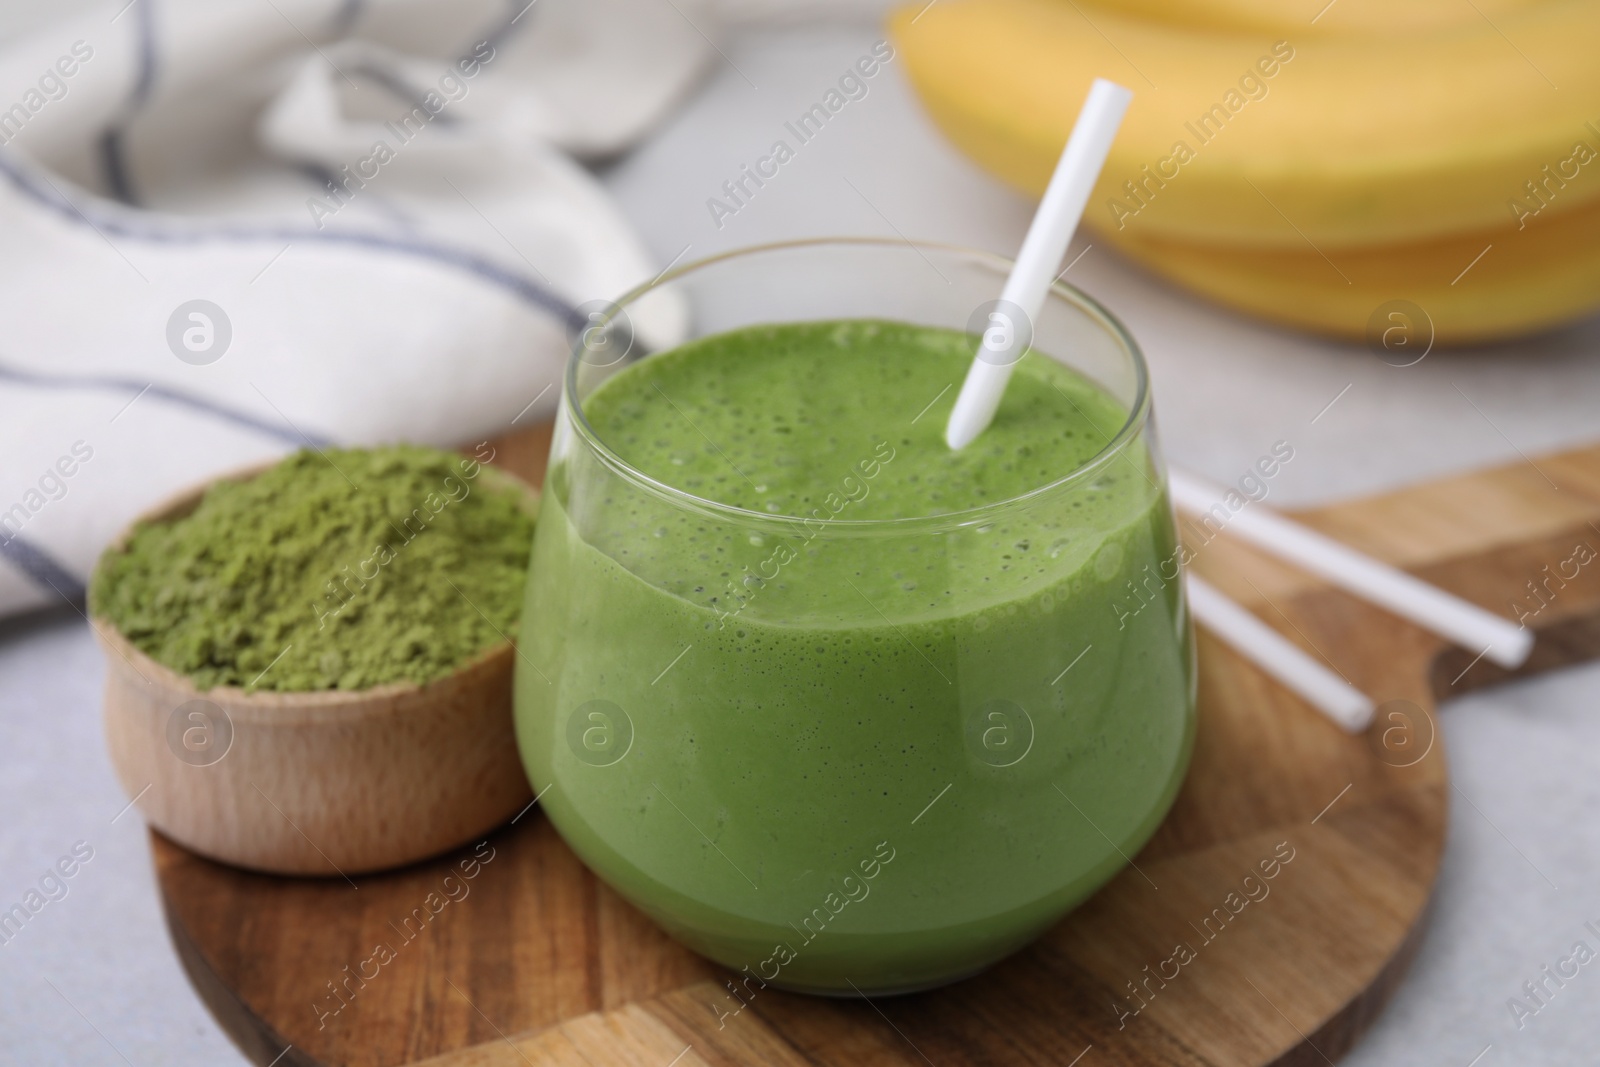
[561,237,1153,533]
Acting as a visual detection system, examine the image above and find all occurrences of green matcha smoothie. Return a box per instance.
[516,319,1194,994]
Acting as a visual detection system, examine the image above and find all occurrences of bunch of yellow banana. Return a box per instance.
[889,0,1600,343]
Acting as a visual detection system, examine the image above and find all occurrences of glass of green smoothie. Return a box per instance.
[515,238,1195,996]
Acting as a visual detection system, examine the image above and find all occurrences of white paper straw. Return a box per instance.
[1169,468,1533,669]
[945,78,1133,451]
[1186,574,1374,732]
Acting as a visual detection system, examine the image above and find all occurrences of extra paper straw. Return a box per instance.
[1187,574,1375,732]
[945,78,1133,451]
[1169,468,1533,669]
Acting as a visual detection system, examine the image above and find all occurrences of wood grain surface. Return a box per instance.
[147,427,1600,1067]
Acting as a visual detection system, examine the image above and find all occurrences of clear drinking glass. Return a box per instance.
[515,239,1196,995]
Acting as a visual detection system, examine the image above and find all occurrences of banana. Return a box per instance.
[1104,192,1600,342]
[889,0,1600,250]
[1080,0,1556,39]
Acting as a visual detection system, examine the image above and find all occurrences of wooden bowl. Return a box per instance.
[93,462,537,877]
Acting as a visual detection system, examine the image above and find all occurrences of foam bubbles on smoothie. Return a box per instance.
[578,319,1155,623]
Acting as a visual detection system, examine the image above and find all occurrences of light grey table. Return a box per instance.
[4,16,1599,1067]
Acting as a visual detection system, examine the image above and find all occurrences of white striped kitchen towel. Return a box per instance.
[0,0,877,618]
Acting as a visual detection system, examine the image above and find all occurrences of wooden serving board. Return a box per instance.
[148,428,1600,1067]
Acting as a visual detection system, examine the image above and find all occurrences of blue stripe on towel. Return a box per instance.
[0,533,86,606]
[0,362,327,447]
[0,151,583,329]
[478,0,540,58]
[99,0,160,204]
[0,359,330,600]
[332,0,365,34]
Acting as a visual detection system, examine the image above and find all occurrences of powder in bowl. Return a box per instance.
[90,444,536,692]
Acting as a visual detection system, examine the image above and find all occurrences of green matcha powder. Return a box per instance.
[91,445,536,692]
